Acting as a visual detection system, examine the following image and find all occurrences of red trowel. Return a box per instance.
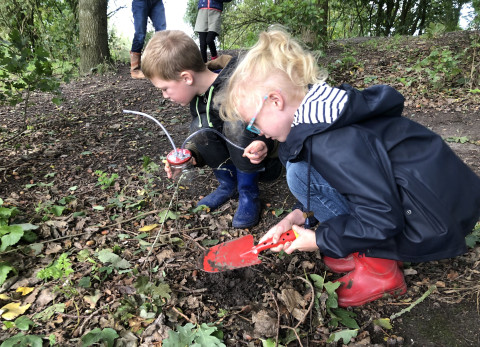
[201,230,298,272]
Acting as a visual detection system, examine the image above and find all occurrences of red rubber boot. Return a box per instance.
[334,254,407,307]
[323,253,355,273]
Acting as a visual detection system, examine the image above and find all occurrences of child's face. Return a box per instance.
[150,76,196,107]
[240,96,292,142]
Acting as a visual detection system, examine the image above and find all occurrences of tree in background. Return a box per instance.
[0,0,78,128]
[185,0,478,50]
[78,0,110,74]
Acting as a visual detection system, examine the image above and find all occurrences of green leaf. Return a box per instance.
[52,205,65,216]
[78,276,91,288]
[193,323,226,346]
[97,249,131,270]
[329,329,358,344]
[0,333,43,347]
[331,308,359,329]
[158,209,179,222]
[0,225,24,251]
[163,323,197,347]
[309,273,325,290]
[81,327,119,347]
[0,262,14,286]
[14,315,35,330]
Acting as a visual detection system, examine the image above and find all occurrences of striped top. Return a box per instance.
[292,83,348,126]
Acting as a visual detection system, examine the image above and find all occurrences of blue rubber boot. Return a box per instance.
[232,170,261,228]
[197,164,237,210]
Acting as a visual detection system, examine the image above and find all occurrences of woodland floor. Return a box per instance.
[0,31,480,346]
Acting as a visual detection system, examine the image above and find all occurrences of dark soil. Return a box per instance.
[0,31,479,346]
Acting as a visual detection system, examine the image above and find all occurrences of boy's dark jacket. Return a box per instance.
[280,84,480,262]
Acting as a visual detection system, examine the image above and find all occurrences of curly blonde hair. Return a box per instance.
[142,30,206,81]
[219,27,327,122]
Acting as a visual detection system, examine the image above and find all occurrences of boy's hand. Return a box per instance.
[243,141,268,164]
[164,157,197,179]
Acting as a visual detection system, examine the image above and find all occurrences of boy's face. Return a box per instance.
[150,75,196,107]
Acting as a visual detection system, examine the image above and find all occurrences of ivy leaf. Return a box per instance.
[97,249,131,270]
[0,333,43,347]
[80,327,119,347]
[52,205,65,217]
[14,315,35,330]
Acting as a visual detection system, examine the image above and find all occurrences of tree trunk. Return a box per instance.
[79,0,110,74]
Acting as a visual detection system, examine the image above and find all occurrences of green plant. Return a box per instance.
[163,322,225,347]
[115,275,171,324]
[0,333,43,347]
[465,222,480,248]
[423,22,446,38]
[0,29,62,128]
[34,194,76,221]
[0,199,38,286]
[2,315,35,331]
[37,253,74,281]
[408,47,463,89]
[309,274,359,343]
[94,170,119,190]
[445,136,470,143]
[80,327,118,347]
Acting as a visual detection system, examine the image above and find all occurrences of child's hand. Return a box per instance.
[258,209,307,252]
[164,160,173,179]
[243,141,268,164]
[282,225,318,254]
[164,157,196,179]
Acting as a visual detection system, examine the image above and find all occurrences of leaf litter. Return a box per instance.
[0,31,479,346]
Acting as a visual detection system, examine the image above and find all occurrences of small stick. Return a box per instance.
[390,284,437,321]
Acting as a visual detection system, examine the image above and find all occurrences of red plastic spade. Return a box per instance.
[201,230,298,272]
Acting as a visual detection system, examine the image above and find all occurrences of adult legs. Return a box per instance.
[149,0,166,31]
[131,0,149,53]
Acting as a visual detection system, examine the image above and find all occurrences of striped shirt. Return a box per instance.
[292,83,348,126]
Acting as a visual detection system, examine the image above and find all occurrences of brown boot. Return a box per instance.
[130,51,145,79]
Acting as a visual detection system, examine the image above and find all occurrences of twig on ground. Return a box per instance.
[390,284,437,321]
[270,290,281,347]
[171,306,196,324]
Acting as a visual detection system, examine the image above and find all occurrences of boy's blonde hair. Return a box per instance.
[142,30,206,81]
[220,27,326,122]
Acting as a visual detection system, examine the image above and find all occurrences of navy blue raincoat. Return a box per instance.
[280,84,480,262]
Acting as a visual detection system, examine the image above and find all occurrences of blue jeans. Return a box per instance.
[131,0,166,53]
[286,161,350,222]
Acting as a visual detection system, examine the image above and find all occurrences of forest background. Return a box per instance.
[1,0,480,346]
